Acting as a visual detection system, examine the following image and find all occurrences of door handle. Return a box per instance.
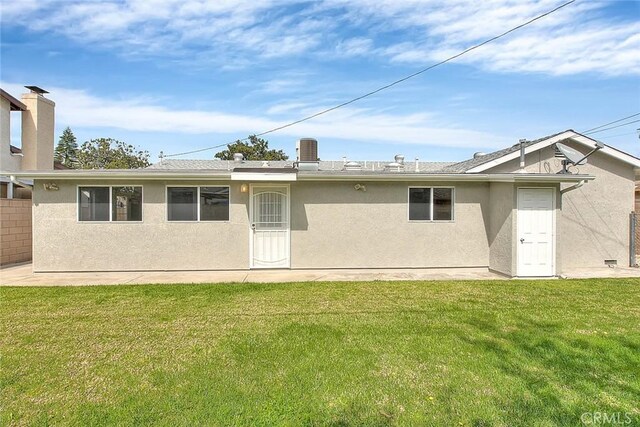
[520,238,525,243]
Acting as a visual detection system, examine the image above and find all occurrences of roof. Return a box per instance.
[444,131,567,173]
[9,145,68,169]
[449,130,640,173]
[0,89,27,111]
[148,159,454,173]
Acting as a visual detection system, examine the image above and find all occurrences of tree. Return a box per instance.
[54,127,79,168]
[77,138,151,169]
[214,135,288,161]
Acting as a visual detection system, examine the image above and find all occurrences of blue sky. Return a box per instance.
[1,0,639,162]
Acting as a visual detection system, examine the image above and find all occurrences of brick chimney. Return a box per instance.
[21,86,55,171]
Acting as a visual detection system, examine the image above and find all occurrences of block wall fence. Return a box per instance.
[0,199,32,266]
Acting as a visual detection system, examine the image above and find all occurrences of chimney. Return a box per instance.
[21,86,55,170]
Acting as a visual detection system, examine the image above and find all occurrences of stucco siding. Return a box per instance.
[487,141,635,270]
[33,180,250,272]
[290,181,489,269]
[33,179,492,271]
[1,97,22,172]
[487,182,515,276]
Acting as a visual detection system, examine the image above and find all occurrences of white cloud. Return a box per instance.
[335,0,640,76]
[3,0,638,75]
[1,82,508,149]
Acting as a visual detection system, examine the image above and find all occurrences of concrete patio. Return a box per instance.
[1,263,638,286]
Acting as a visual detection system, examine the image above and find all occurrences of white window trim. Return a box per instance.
[166,185,231,223]
[407,186,455,222]
[77,185,144,223]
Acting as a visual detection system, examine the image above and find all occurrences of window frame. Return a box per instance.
[407,186,455,222]
[77,185,144,223]
[166,185,231,223]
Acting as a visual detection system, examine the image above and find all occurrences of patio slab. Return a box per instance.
[1,264,502,286]
[1,263,638,286]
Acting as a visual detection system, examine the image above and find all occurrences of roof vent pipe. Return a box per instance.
[518,139,527,173]
[233,153,244,163]
[415,157,419,172]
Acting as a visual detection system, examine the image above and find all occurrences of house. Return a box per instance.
[1,87,57,266]
[4,118,639,276]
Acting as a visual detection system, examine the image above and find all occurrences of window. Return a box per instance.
[409,187,453,221]
[200,187,230,221]
[112,187,143,221]
[167,186,229,221]
[168,187,197,221]
[79,187,109,221]
[79,186,143,222]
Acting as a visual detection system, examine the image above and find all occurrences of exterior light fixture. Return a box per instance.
[240,184,249,193]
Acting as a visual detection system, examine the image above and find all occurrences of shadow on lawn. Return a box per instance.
[457,315,640,426]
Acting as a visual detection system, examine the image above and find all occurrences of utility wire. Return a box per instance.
[164,0,577,158]
[582,112,640,133]
[583,119,640,135]
[591,130,640,139]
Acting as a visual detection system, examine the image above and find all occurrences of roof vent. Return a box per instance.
[344,161,362,171]
[233,153,244,163]
[297,138,318,162]
[385,154,405,172]
[473,152,487,159]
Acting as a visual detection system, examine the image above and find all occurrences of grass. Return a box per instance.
[1,279,639,426]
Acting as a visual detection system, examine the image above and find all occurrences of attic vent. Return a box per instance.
[473,152,486,159]
[298,138,318,162]
[344,161,362,171]
[233,153,244,163]
[385,154,405,172]
[554,144,565,158]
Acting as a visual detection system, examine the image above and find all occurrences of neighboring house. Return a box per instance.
[5,128,640,277]
[1,87,56,266]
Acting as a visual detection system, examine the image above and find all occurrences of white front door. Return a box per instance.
[250,185,290,269]
[517,188,555,277]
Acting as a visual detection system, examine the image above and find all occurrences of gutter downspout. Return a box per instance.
[10,175,33,189]
[560,179,586,194]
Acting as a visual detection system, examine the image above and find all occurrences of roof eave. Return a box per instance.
[3,169,594,183]
[2,170,233,180]
[297,172,593,183]
[0,89,27,111]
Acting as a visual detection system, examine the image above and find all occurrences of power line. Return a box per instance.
[165,0,577,158]
[582,112,640,133]
[584,119,640,135]
[592,130,640,139]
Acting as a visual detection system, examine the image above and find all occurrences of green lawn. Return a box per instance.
[1,279,639,426]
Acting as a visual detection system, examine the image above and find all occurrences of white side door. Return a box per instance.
[517,188,555,277]
[250,185,290,269]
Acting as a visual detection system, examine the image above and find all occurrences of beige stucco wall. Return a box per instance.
[1,97,22,172]
[487,141,636,270]
[487,182,515,276]
[33,179,492,272]
[33,180,250,272]
[290,181,489,268]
